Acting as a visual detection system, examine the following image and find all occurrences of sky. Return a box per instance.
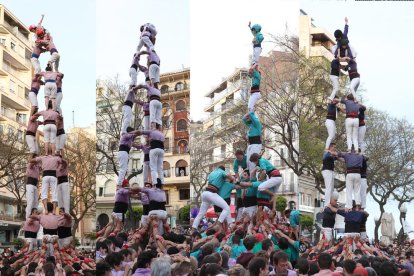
[190,0,299,121]
[96,0,190,83]
[301,0,414,240]
[2,0,96,128]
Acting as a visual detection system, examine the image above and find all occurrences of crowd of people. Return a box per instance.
[91,18,414,276]
[0,14,96,275]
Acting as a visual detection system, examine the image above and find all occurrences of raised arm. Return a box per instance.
[38,14,45,27]
[343,17,349,38]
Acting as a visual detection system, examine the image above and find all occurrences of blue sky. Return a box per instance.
[2,0,96,128]
[96,0,190,83]
[301,0,414,240]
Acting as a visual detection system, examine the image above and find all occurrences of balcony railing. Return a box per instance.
[0,213,24,222]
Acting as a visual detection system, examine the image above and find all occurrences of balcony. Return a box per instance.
[1,41,31,71]
[0,213,24,223]
[1,18,31,46]
[309,45,333,61]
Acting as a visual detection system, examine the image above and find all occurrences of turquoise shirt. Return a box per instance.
[219,181,235,199]
[290,210,300,228]
[244,178,258,197]
[289,241,300,262]
[258,158,275,174]
[242,112,262,137]
[255,32,264,44]
[233,155,247,173]
[208,168,228,189]
[251,69,261,87]
[252,180,274,200]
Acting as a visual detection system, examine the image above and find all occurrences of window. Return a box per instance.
[163,162,171,178]
[161,85,169,94]
[175,160,188,177]
[0,38,6,45]
[176,119,187,132]
[10,41,16,51]
[132,159,139,169]
[17,130,23,142]
[109,140,117,151]
[179,189,190,200]
[175,82,184,91]
[165,191,170,205]
[98,187,104,197]
[175,100,186,111]
[9,80,15,94]
[177,140,188,154]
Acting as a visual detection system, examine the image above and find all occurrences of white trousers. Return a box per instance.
[149,64,160,83]
[148,210,168,235]
[49,52,60,72]
[358,125,366,153]
[29,91,38,107]
[121,105,133,135]
[360,178,367,209]
[26,135,38,154]
[42,176,58,202]
[322,170,335,204]
[192,191,230,229]
[25,238,37,251]
[31,57,41,74]
[242,206,257,218]
[150,100,162,125]
[325,119,336,149]
[345,118,359,151]
[143,162,150,183]
[129,67,138,86]
[58,236,73,249]
[26,184,38,219]
[143,115,150,131]
[328,75,339,100]
[149,148,164,185]
[248,93,261,112]
[56,134,66,150]
[246,144,262,173]
[117,151,129,185]
[44,82,57,99]
[251,47,262,66]
[57,182,70,213]
[321,227,333,241]
[345,173,361,208]
[349,77,360,101]
[43,124,57,144]
[56,92,63,114]
[258,176,282,192]
[137,36,154,52]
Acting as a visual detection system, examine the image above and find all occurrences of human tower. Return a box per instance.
[97,23,169,238]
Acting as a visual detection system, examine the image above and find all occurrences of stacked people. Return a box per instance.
[17,15,78,263]
[105,22,168,240]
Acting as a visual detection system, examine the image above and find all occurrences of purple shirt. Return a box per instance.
[119,133,137,147]
[140,130,165,142]
[135,144,150,154]
[34,155,60,171]
[140,192,149,205]
[142,187,166,202]
[142,85,160,97]
[124,89,136,103]
[138,102,150,112]
[337,152,364,168]
[115,188,129,204]
[341,99,360,114]
[132,268,151,276]
[148,51,160,65]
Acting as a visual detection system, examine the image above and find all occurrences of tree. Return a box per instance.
[365,110,414,242]
[275,196,287,213]
[65,128,96,238]
[179,205,190,222]
[0,129,30,217]
[300,214,314,232]
[189,122,214,206]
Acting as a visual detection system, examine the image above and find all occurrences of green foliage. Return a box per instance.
[126,205,143,221]
[73,237,81,246]
[179,205,191,222]
[12,238,23,250]
[275,196,287,213]
[85,232,97,241]
[300,214,314,230]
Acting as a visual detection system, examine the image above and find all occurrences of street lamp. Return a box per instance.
[399,203,407,245]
